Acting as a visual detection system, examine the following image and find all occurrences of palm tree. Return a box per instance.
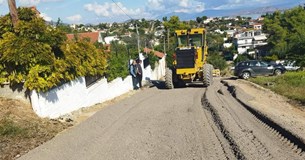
[7,0,19,28]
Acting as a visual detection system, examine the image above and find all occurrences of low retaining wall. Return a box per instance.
[30,76,133,118]
[0,55,166,119]
[30,56,166,118]
[0,83,30,104]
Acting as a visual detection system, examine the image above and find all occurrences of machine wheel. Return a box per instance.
[208,64,214,84]
[165,68,174,89]
[274,69,282,76]
[241,71,251,79]
[203,64,213,87]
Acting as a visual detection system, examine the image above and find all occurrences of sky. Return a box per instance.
[0,0,304,24]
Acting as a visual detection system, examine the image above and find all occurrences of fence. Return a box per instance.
[30,55,166,118]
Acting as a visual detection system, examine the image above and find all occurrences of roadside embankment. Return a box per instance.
[222,78,305,146]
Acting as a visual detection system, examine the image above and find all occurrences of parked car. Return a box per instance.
[283,61,301,71]
[234,60,286,79]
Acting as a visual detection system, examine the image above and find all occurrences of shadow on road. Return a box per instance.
[149,80,207,90]
[149,80,167,89]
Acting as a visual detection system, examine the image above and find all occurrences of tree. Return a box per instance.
[207,54,227,70]
[0,8,106,91]
[206,32,224,53]
[56,18,73,33]
[163,16,190,65]
[196,17,202,24]
[264,6,305,66]
[7,0,18,28]
[202,16,208,21]
[105,42,129,81]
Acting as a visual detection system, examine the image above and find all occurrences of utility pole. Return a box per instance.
[167,29,169,51]
[163,35,166,54]
[136,23,140,54]
[7,0,19,28]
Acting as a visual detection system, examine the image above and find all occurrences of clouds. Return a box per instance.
[0,0,300,24]
[145,0,205,14]
[67,14,82,23]
[17,0,64,6]
[83,0,206,21]
[214,0,275,9]
[18,0,40,6]
[42,0,64,2]
[173,0,205,13]
[40,12,52,21]
[147,0,165,10]
[195,3,205,12]
[84,2,145,18]
[179,0,190,8]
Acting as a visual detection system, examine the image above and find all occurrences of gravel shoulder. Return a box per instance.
[223,78,305,143]
[0,98,69,160]
[205,78,304,159]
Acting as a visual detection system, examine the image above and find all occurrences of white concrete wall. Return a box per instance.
[0,84,30,104]
[30,56,166,118]
[150,57,166,80]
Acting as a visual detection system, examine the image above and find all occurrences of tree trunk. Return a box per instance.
[7,0,19,28]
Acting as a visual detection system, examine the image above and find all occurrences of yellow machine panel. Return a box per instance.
[165,28,214,89]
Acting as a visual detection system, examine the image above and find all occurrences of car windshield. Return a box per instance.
[249,61,258,66]
[260,61,268,67]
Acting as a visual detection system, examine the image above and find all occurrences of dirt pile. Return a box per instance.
[0,98,70,160]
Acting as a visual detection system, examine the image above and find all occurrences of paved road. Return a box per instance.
[19,79,305,160]
[20,83,225,160]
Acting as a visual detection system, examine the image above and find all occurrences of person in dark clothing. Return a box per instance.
[130,60,138,90]
[136,59,143,88]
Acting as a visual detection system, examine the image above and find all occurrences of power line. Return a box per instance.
[111,0,134,20]
[111,0,141,53]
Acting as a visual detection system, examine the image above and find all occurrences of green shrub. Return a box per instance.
[0,8,107,92]
[146,52,160,70]
[234,54,253,64]
[262,54,279,62]
[250,71,305,104]
[106,55,129,82]
[207,54,227,70]
[0,118,27,137]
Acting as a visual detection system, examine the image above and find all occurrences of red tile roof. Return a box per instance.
[144,47,165,58]
[66,32,100,43]
[30,6,40,15]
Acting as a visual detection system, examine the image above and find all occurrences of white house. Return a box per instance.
[104,36,119,44]
[214,29,224,34]
[224,30,236,37]
[154,30,164,37]
[233,30,267,54]
[250,23,263,30]
[223,43,233,48]
[203,18,213,24]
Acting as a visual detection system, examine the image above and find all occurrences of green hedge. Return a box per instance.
[0,8,106,92]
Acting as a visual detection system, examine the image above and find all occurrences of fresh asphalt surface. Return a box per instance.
[20,82,226,160]
[19,79,305,160]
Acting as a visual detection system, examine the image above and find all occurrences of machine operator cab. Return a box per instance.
[174,28,207,70]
